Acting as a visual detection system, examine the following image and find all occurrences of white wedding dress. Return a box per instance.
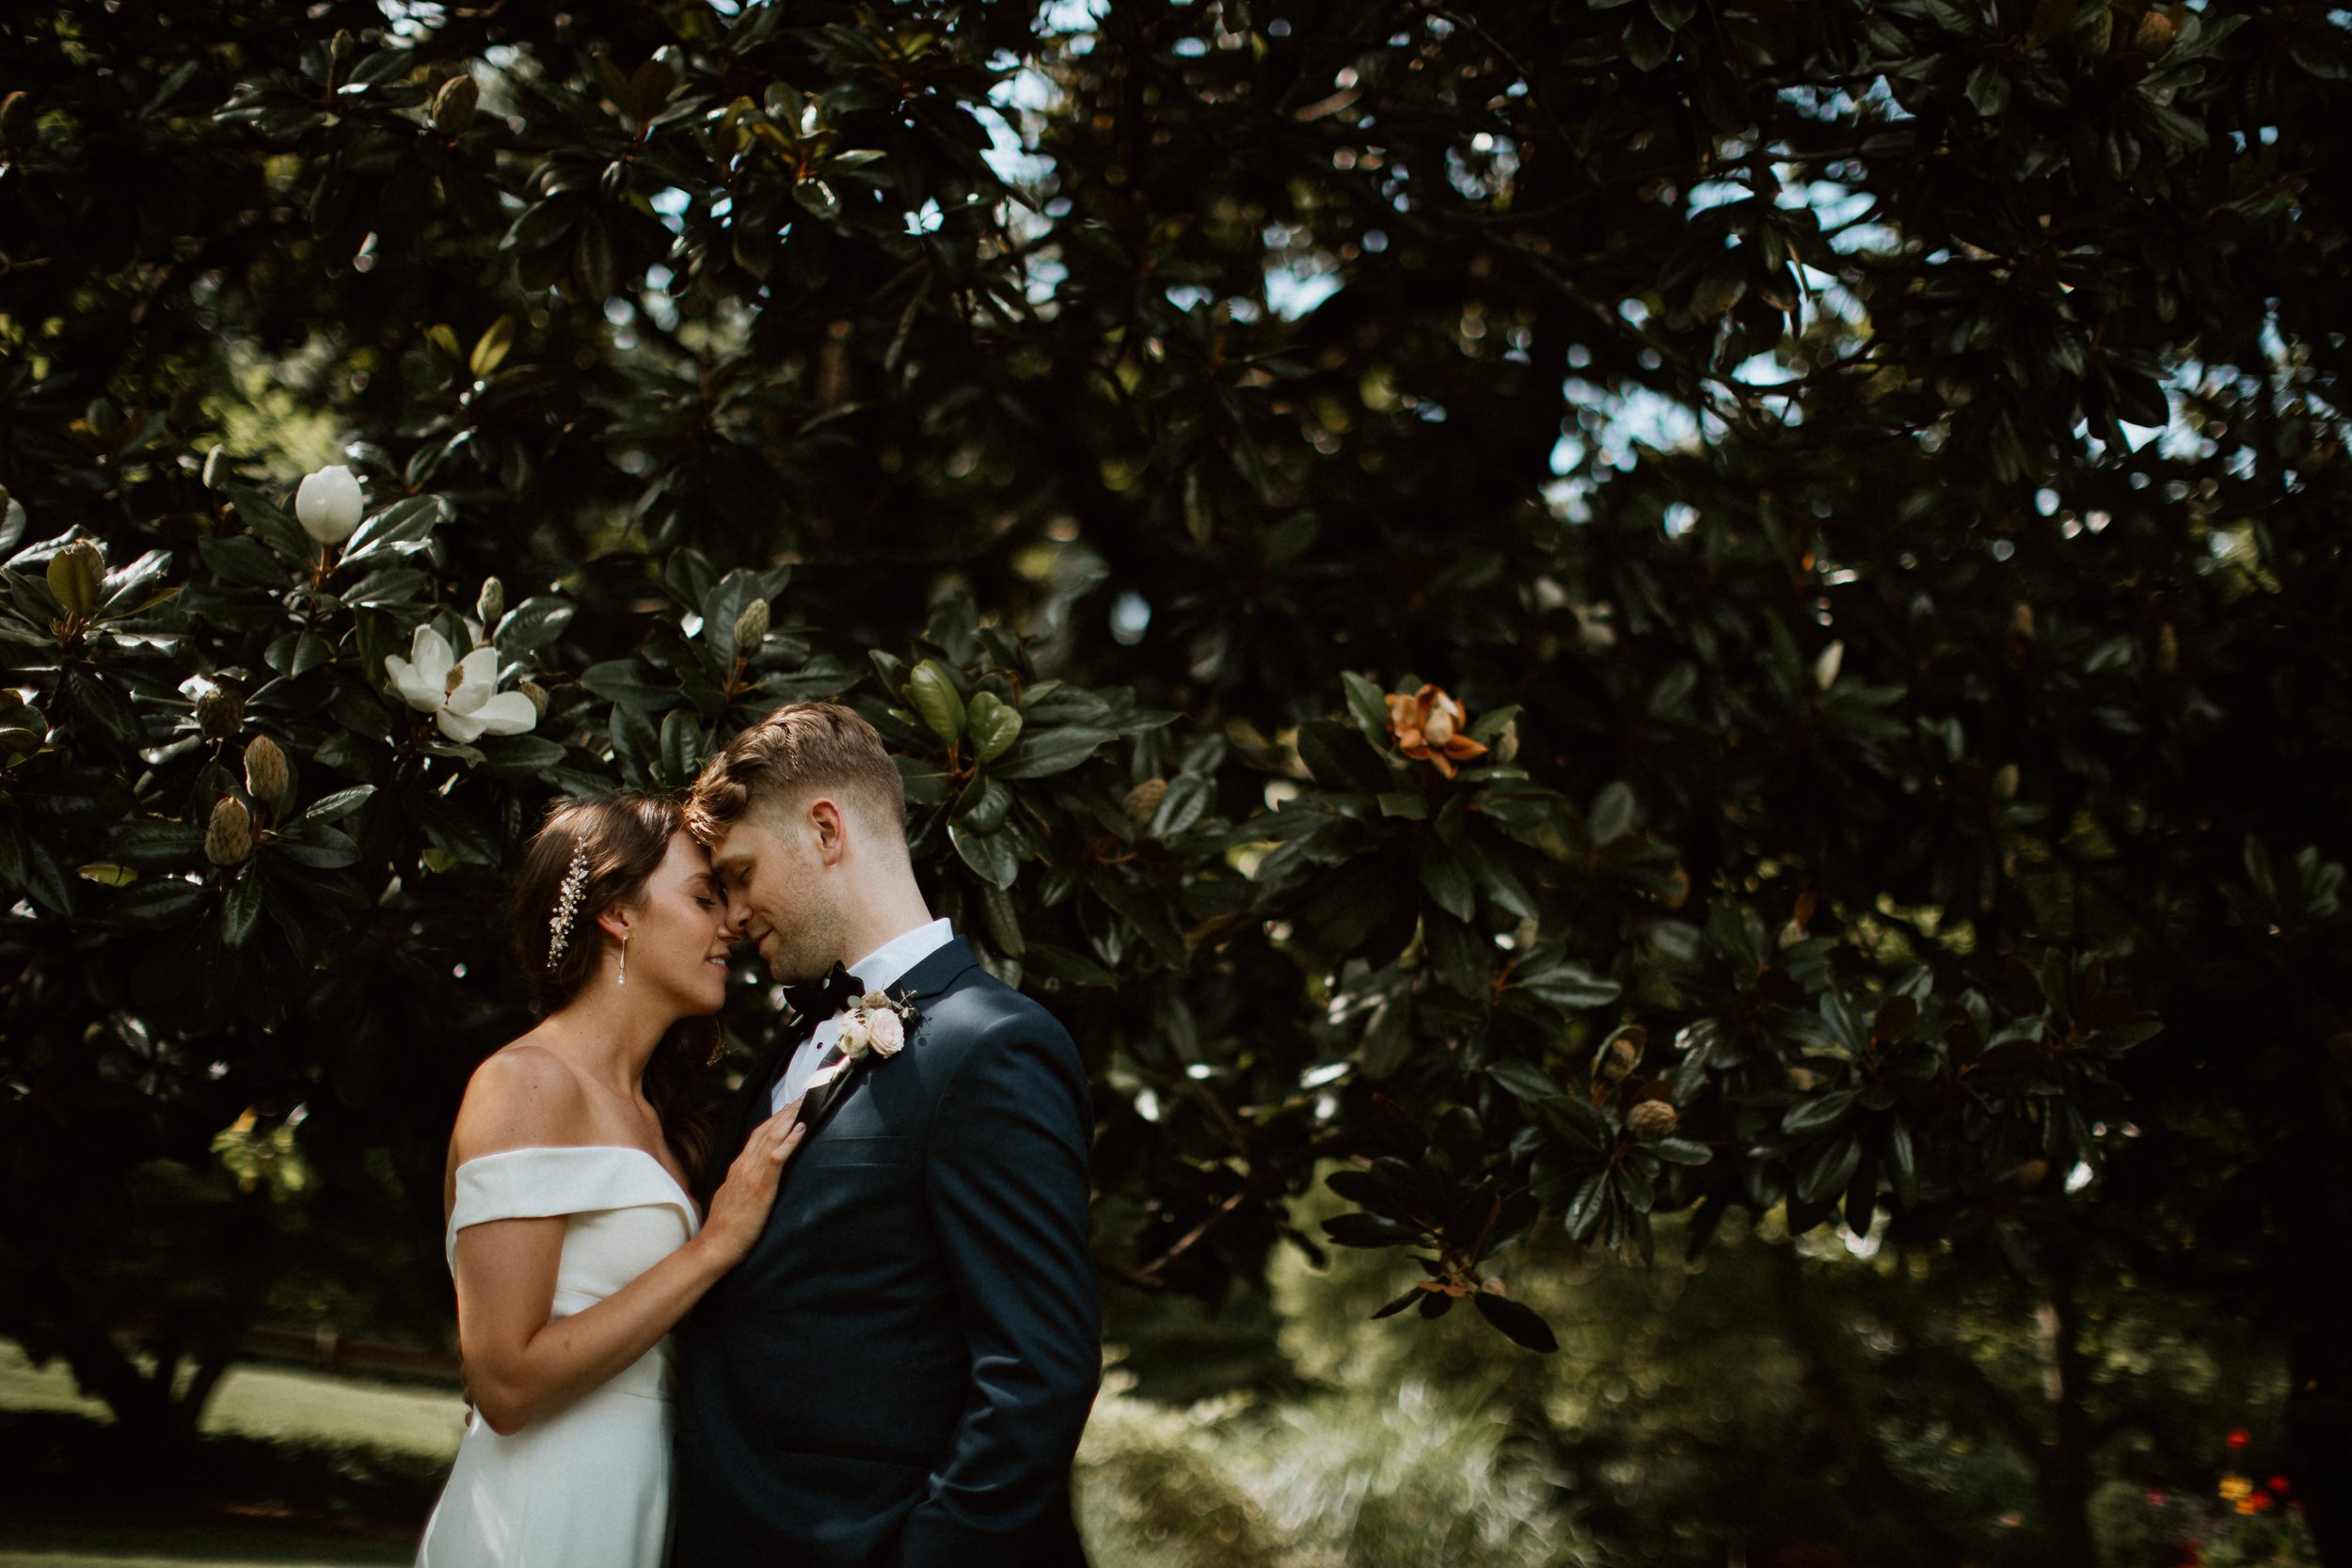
[415,1146,698,1568]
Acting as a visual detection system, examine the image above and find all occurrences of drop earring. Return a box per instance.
[618,929,629,987]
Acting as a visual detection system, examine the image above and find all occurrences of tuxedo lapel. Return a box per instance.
[790,1044,855,1134]
[896,935,979,1005]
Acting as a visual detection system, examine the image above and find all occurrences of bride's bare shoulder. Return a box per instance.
[450,1035,592,1164]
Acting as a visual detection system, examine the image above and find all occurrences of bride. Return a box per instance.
[416,794,804,1568]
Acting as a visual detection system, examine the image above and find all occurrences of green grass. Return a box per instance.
[1,1343,461,1568]
[0,1343,466,1462]
[0,1520,415,1568]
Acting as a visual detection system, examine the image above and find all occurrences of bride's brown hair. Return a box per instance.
[509,794,721,1177]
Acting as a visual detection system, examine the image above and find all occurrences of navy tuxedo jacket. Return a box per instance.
[672,938,1101,1568]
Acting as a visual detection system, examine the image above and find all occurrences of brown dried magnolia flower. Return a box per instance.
[1383,684,1489,780]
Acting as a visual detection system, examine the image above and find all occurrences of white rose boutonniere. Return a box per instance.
[835,988,920,1063]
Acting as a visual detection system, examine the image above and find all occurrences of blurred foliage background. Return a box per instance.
[3,0,2347,1561]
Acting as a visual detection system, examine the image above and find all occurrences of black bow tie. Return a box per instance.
[782,961,863,1034]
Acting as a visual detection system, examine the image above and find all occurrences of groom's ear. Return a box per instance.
[807,797,850,865]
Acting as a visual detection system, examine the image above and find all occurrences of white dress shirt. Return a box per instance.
[772,917,956,1112]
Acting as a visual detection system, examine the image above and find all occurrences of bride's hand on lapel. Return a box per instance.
[697,1103,806,1268]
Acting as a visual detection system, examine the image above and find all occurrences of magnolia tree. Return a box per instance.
[4,1,2351,1555]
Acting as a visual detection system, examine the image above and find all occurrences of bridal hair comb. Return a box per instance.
[546,844,591,966]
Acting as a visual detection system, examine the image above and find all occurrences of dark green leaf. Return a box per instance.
[1471,1291,1559,1353]
[949,820,1019,889]
[580,661,680,711]
[1296,719,1392,793]
[1486,1058,1562,1101]
[993,725,1116,779]
[1782,1087,1859,1135]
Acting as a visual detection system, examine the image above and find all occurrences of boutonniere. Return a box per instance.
[838,989,923,1064]
[801,987,926,1096]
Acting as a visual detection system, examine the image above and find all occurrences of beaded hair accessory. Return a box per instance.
[546,845,591,966]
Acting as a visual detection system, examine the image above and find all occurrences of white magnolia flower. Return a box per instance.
[385,625,538,743]
[294,465,366,544]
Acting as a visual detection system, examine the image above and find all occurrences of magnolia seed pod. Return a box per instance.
[46,539,104,619]
[1122,778,1169,824]
[516,679,550,717]
[732,596,771,652]
[1627,1100,1678,1140]
[195,684,245,740]
[244,736,289,808]
[432,73,480,135]
[476,576,505,629]
[2084,7,2115,55]
[205,796,254,866]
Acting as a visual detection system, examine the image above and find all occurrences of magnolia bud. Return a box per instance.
[1785,1066,1818,1092]
[2084,8,2115,55]
[2134,7,2176,55]
[432,74,480,135]
[294,464,365,545]
[205,796,254,866]
[244,736,289,808]
[196,684,245,740]
[476,577,505,629]
[2157,623,2178,675]
[1812,640,1845,690]
[1627,1100,1678,1140]
[1492,717,1519,765]
[330,28,358,64]
[1122,778,1169,824]
[2009,602,2036,640]
[47,539,104,619]
[1992,762,2019,800]
[1597,1034,1641,1085]
[732,596,770,652]
[0,91,31,149]
[516,679,550,717]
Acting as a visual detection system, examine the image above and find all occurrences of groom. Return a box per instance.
[675,702,1100,1568]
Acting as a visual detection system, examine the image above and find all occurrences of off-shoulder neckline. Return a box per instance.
[453,1144,695,1211]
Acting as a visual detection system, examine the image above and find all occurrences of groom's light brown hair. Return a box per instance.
[685,701,907,847]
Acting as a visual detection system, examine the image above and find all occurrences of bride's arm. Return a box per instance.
[449,1054,803,1435]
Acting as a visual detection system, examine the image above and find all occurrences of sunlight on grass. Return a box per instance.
[0,1344,464,1462]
